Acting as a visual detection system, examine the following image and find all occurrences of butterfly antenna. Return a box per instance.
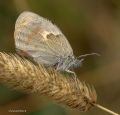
[77,53,100,59]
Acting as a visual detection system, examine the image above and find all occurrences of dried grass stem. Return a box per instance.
[0,52,119,115]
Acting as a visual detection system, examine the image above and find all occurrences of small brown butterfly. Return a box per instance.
[14,11,99,76]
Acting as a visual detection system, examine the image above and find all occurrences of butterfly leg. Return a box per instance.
[65,69,80,93]
[56,63,61,71]
[65,69,77,77]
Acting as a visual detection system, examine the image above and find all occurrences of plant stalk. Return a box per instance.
[93,103,119,115]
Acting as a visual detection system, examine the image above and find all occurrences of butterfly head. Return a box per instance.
[56,55,83,72]
[56,53,100,72]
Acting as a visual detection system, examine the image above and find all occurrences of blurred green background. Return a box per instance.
[0,0,120,115]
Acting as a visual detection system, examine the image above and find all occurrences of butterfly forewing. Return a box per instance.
[14,11,73,66]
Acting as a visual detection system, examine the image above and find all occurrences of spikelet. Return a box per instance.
[0,52,97,111]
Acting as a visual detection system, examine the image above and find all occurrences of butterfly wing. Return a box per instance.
[14,11,73,66]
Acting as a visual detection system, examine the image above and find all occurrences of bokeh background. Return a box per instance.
[0,0,120,115]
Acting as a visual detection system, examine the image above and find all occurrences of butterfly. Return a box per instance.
[14,11,98,76]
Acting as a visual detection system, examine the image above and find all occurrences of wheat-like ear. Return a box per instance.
[0,52,119,115]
